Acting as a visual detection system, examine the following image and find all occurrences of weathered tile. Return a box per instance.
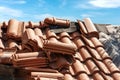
[44,17,70,27]
[83,18,99,38]
[0,17,119,80]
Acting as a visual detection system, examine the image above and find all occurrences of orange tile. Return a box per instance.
[0,18,119,80]
[79,47,92,61]
[43,40,76,55]
[71,32,81,39]
[72,59,87,75]
[81,35,95,48]
[93,72,104,80]
[90,37,103,48]
[13,57,48,68]
[101,72,113,80]
[44,17,70,27]
[24,22,29,28]
[39,21,49,28]
[83,64,91,75]
[85,60,99,74]
[6,39,18,49]
[35,36,43,49]
[84,18,99,38]
[0,49,16,64]
[74,52,84,62]
[59,32,71,44]
[112,72,120,80]
[21,44,33,52]
[0,23,3,27]
[64,73,74,80]
[71,32,85,51]
[77,73,89,80]
[7,19,19,37]
[34,28,44,38]
[45,28,59,41]
[24,67,58,73]
[31,72,64,79]
[55,55,71,70]
[104,59,120,73]
[2,21,8,28]
[59,32,77,50]
[28,21,40,28]
[22,28,43,51]
[96,47,111,60]
[69,66,75,76]
[86,46,102,60]
[0,39,4,49]
[12,51,45,59]
[22,28,36,44]
[77,20,88,35]
[17,21,25,37]
[7,19,24,39]
[0,25,2,38]
[93,59,110,74]
[36,77,59,80]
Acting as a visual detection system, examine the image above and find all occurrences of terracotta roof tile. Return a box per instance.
[31,72,64,79]
[77,20,88,35]
[90,37,103,48]
[93,59,110,74]
[71,32,86,51]
[45,28,59,41]
[72,59,87,75]
[77,73,89,80]
[44,17,70,27]
[83,18,99,38]
[28,21,40,28]
[0,49,16,64]
[74,52,84,62]
[59,32,72,43]
[0,23,3,27]
[6,19,24,39]
[0,17,120,80]
[93,72,104,80]
[2,21,8,28]
[64,73,74,80]
[34,28,43,38]
[96,47,111,60]
[6,39,19,49]
[0,25,2,38]
[86,46,102,60]
[0,39,4,49]
[81,35,95,48]
[43,40,76,55]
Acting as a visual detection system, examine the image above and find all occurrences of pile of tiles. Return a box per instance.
[0,17,120,80]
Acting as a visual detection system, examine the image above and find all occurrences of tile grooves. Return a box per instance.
[0,17,120,80]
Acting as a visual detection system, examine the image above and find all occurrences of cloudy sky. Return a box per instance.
[0,0,120,24]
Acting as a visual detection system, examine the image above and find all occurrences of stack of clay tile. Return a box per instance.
[0,17,120,80]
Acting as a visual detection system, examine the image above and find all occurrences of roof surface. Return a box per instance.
[0,17,120,80]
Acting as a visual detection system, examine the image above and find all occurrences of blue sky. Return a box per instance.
[0,0,120,24]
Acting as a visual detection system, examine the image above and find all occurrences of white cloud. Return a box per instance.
[0,6,24,21]
[89,0,120,8]
[74,1,95,9]
[0,6,23,17]
[80,12,104,19]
